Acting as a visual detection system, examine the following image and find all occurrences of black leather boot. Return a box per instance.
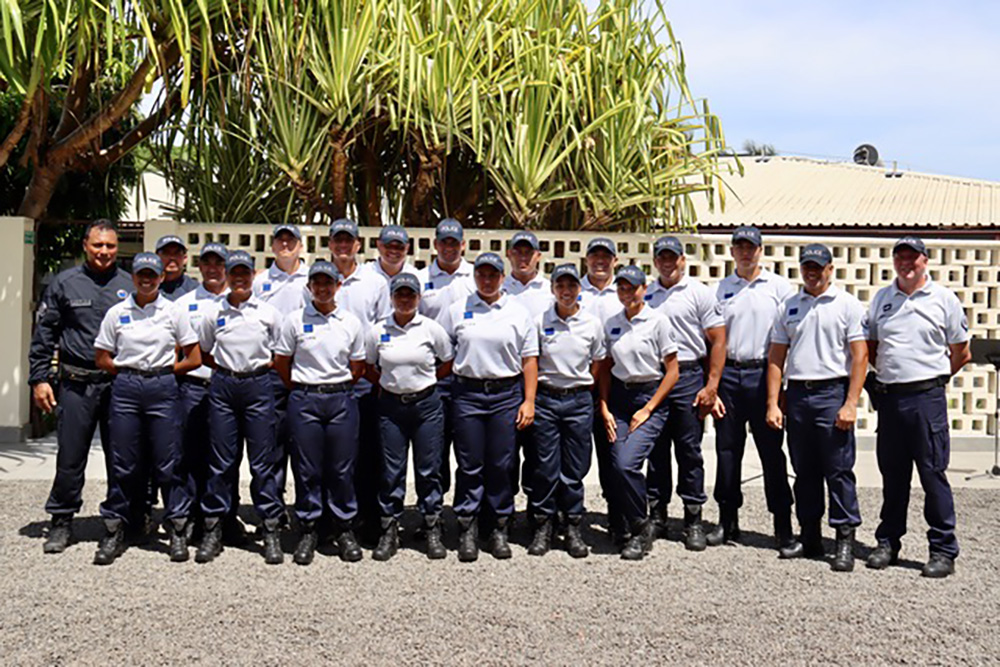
[424,516,447,560]
[866,543,899,570]
[774,511,801,557]
[649,500,669,540]
[336,524,364,563]
[168,519,191,563]
[621,519,652,561]
[457,515,479,562]
[43,515,73,554]
[831,525,855,572]
[706,506,740,546]
[527,516,552,556]
[196,518,224,563]
[262,519,284,565]
[564,515,589,559]
[373,518,400,562]
[93,520,126,566]
[683,504,708,552]
[800,520,824,559]
[921,553,955,579]
[222,514,248,546]
[294,521,318,565]
[488,516,512,560]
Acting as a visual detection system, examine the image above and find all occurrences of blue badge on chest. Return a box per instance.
[463,311,473,320]
[788,307,798,316]
[882,303,892,312]
[217,318,226,327]
[188,304,198,311]
[380,333,391,342]
[644,294,653,301]
[611,327,621,335]
[544,327,555,335]
[724,292,734,299]
[116,289,128,299]
[119,315,131,325]
[425,282,434,290]
[263,283,272,292]
[577,295,582,301]
[303,324,314,333]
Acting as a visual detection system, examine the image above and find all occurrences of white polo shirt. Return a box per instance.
[503,273,554,319]
[252,261,310,316]
[176,285,228,380]
[364,258,421,284]
[417,259,474,321]
[867,277,969,384]
[274,303,366,385]
[645,275,724,361]
[443,292,539,380]
[772,284,867,381]
[536,305,606,389]
[95,295,198,371]
[579,275,622,323]
[605,306,678,383]
[200,296,282,373]
[716,268,795,362]
[336,262,391,328]
[366,313,454,394]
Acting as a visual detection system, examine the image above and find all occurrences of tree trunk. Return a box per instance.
[329,125,348,220]
[359,135,382,227]
[17,164,63,219]
[407,142,443,227]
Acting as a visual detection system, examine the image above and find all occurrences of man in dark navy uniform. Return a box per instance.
[29,219,133,553]
[156,235,199,301]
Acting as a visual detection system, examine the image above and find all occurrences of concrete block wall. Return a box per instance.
[144,220,1000,442]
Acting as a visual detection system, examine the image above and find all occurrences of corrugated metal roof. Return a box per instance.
[693,156,1000,228]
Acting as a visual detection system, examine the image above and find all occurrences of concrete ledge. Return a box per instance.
[0,425,29,444]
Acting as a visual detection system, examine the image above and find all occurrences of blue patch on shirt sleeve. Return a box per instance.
[577,295,582,301]
[119,315,131,324]
[303,324,314,333]
[263,283,272,292]
[544,327,555,335]
[611,327,621,335]
[644,294,653,301]
[463,311,473,319]
[788,307,798,315]
[724,292,734,299]
[425,282,434,290]
[188,304,198,311]
[216,318,226,327]
[380,333,391,342]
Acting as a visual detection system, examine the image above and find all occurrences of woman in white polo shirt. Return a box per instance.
[92,252,202,565]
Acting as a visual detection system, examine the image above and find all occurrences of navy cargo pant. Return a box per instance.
[437,376,456,493]
[714,364,793,516]
[529,387,594,519]
[647,365,709,510]
[270,371,292,496]
[592,388,624,535]
[451,378,522,519]
[289,385,360,524]
[378,387,445,521]
[875,385,959,560]
[45,375,113,516]
[100,373,192,525]
[179,377,242,519]
[202,372,284,526]
[353,381,382,530]
[785,380,861,528]
[609,379,670,528]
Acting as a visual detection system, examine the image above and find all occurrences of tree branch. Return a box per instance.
[86,87,184,170]
[52,57,95,142]
[0,89,36,169]
[19,86,49,169]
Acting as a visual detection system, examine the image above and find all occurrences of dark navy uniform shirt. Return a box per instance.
[160,274,199,301]
[29,263,133,382]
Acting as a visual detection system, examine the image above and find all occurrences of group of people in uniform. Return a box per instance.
[29,217,970,578]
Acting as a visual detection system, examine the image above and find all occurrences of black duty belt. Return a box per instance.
[678,359,704,372]
[294,381,353,394]
[455,375,521,393]
[788,378,848,391]
[179,375,212,388]
[118,366,174,378]
[538,383,593,397]
[615,378,660,392]
[60,364,112,384]
[725,358,767,369]
[215,366,271,379]
[382,385,436,404]
[880,376,950,395]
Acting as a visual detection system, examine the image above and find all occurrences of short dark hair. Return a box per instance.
[83,218,118,242]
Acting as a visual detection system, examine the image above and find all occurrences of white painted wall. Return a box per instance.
[0,218,35,441]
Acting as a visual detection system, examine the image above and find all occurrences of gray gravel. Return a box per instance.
[2,481,999,665]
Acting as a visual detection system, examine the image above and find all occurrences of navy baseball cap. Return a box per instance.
[510,230,540,250]
[587,237,617,256]
[155,235,186,252]
[653,235,684,257]
[379,225,409,245]
[132,252,163,274]
[200,242,228,260]
[799,243,833,267]
[474,252,505,272]
[308,260,342,281]
[551,263,581,284]
[272,223,301,240]
[436,218,464,242]
[390,273,421,294]
[225,250,255,272]
[731,225,763,247]
[329,218,359,239]
[893,236,928,256]
[615,265,647,286]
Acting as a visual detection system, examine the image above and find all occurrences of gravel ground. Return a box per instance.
[1,481,998,665]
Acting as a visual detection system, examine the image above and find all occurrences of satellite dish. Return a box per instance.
[853,144,879,166]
